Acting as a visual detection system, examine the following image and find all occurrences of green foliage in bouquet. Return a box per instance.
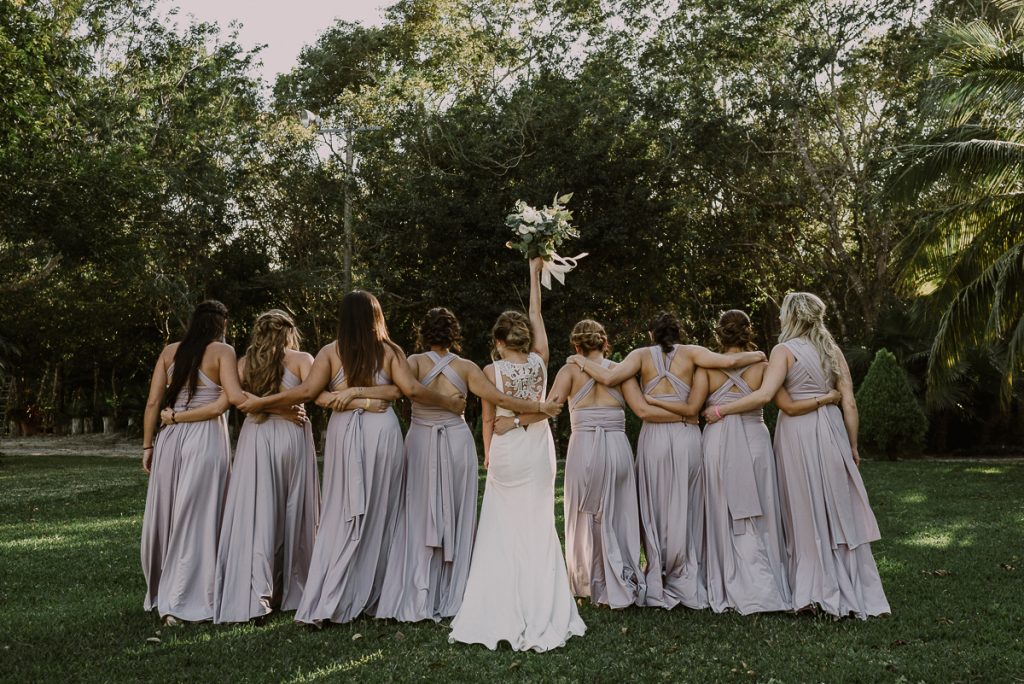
[505,193,578,260]
[856,348,928,459]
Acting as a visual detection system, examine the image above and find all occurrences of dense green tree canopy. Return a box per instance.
[0,0,1020,450]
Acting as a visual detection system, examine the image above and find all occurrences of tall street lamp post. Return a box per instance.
[300,109,380,293]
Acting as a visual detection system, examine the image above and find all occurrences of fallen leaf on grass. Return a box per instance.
[351,633,363,641]
[394,631,405,641]
[145,637,161,644]
[1000,563,1015,571]
[924,569,953,577]
[890,639,908,646]
[621,627,629,634]
[508,661,520,672]
[663,646,680,655]
[935,617,954,625]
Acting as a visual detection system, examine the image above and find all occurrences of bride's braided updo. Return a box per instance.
[570,319,609,355]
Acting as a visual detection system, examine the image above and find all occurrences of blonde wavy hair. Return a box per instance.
[570,319,609,355]
[242,309,302,400]
[778,292,843,385]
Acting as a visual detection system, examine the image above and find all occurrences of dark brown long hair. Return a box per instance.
[164,300,228,408]
[337,291,399,388]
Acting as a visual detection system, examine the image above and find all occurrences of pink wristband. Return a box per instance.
[714,406,722,420]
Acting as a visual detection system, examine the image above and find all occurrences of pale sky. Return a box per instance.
[159,0,394,82]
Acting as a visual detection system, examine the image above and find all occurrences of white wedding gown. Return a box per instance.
[449,353,586,651]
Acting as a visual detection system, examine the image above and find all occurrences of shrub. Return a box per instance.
[856,348,928,459]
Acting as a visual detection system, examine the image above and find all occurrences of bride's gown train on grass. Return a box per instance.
[449,352,586,651]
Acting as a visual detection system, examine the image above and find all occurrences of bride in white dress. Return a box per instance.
[449,258,586,651]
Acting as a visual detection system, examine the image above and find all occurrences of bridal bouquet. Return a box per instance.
[505,193,588,288]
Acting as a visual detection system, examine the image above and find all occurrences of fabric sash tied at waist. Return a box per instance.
[571,408,625,515]
[415,416,464,562]
[342,408,367,541]
[815,405,872,549]
[718,413,764,534]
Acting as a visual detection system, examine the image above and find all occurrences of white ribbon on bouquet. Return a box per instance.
[540,252,589,289]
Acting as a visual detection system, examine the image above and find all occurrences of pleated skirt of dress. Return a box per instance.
[294,408,404,624]
[213,415,320,623]
[636,421,708,610]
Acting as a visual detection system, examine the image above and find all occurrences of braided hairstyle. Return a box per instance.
[647,311,682,354]
[715,309,757,352]
[570,319,609,355]
[778,292,843,384]
[164,300,228,408]
[491,310,532,360]
[417,307,462,352]
[242,309,301,398]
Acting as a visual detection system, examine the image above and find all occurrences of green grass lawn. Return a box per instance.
[0,454,1022,683]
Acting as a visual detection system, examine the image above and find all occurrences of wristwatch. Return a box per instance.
[513,415,522,429]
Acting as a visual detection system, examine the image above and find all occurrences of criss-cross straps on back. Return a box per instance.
[643,345,690,401]
[570,358,625,410]
[421,351,467,396]
[708,365,754,405]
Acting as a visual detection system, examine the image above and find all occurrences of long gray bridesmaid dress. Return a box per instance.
[635,345,708,610]
[773,338,890,618]
[564,360,645,608]
[213,367,320,623]
[703,366,791,614]
[294,364,404,624]
[141,365,231,621]
[376,352,478,622]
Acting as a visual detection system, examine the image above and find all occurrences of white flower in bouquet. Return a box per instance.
[504,192,588,288]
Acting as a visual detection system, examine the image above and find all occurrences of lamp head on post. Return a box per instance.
[299,109,320,129]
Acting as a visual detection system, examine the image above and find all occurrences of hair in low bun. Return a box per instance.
[570,319,609,355]
[417,307,462,352]
[491,310,532,360]
[715,309,756,352]
[648,311,682,354]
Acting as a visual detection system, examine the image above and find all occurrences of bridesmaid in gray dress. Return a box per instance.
[545,320,679,609]
[164,310,321,623]
[140,300,252,623]
[239,291,467,625]
[570,312,764,610]
[705,294,891,619]
[376,308,562,623]
[687,310,839,615]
